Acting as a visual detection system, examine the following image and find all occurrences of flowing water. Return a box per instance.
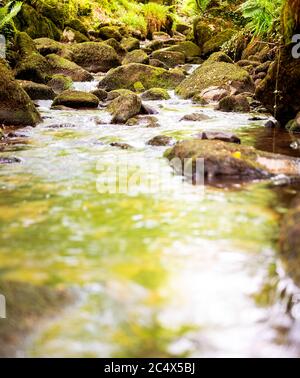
[1,76,300,357]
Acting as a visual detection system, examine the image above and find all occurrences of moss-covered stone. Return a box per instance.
[121,37,140,52]
[176,61,254,99]
[52,90,99,109]
[164,41,201,58]
[34,38,68,57]
[207,51,234,64]
[108,93,142,124]
[122,50,149,65]
[48,74,73,94]
[193,20,213,49]
[15,32,51,84]
[141,88,170,101]
[164,140,300,180]
[151,50,185,68]
[91,89,108,101]
[70,42,121,73]
[65,19,88,36]
[18,80,55,100]
[107,89,135,101]
[62,28,89,43]
[0,280,73,358]
[99,63,185,92]
[216,94,250,113]
[99,26,122,42]
[147,135,174,146]
[46,54,93,82]
[0,58,42,126]
[104,39,127,57]
[203,29,236,57]
[15,4,62,41]
[279,197,300,286]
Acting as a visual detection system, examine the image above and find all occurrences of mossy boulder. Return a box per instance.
[46,54,93,82]
[91,89,108,101]
[216,94,250,113]
[99,26,122,42]
[149,59,169,69]
[18,80,55,100]
[52,90,99,109]
[15,32,51,84]
[121,37,140,52]
[69,42,121,73]
[15,4,62,41]
[107,89,135,101]
[0,59,42,126]
[151,50,185,68]
[193,20,213,49]
[65,19,88,36]
[108,93,142,124]
[48,74,73,94]
[147,135,174,146]
[207,51,234,64]
[141,88,170,101]
[255,44,300,126]
[203,29,236,57]
[98,63,185,92]
[164,41,201,59]
[176,61,254,99]
[62,28,89,43]
[122,50,149,65]
[280,198,300,286]
[164,140,300,181]
[104,39,127,57]
[34,38,67,56]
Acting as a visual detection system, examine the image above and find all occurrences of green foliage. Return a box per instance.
[239,0,283,36]
[181,0,211,16]
[0,1,22,30]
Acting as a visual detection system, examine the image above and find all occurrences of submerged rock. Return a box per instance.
[180,113,211,122]
[108,93,142,124]
[176,61,254,99]
[164,140,300,180]
[98,63,185,92]
[70,42,120,73]
[0,156,21,164]
[141,88,170,101]
[195,131,241,144]
[147,135,175,146]
[18,80,55,100]
[51,90,99,109]
[110,142,132,150]
[0,59,41,126]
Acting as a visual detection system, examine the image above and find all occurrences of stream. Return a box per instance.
[1,73,300,357]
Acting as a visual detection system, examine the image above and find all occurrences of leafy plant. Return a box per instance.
[239,0,283,36]
[0,1,22,30]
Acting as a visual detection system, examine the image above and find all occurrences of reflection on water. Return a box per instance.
[0,89,300,357]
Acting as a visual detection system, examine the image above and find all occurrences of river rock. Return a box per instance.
[0,59,42,126]
[203,29,235,57]
[48,74,73,94]
[104,39,127,57]
[216,95,250,113]
[195,131,241,144]
[46,54,93,82]
[164,41,201,59]
[0,156,22,164]
[98,63,185,92]
[141,88,170,101]
[18,80,55,100]
[151,50,185,68]
[149,59,169,70]
[176,61,254,99]
[108,93,142,124]
[51,90,99,109]
[91,89,108,101]
[200,86,229,103]
[181,113,211,122]
[164,140,300,180]
[121,37,140,52]
[70,42,120,73]
[110,142,132,150]
[99,26,122,42]
[122,50,149,65]
[147,135,175,146]
[34,38,67,56]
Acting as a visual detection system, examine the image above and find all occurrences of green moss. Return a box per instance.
[63,28,89,43]
[207,51,234,64]
[141,88,170,101]
[52,90,99,109]
[122,50,149,65]
[165,41,201,58]
[99,63,185,92]
[47,54,93,82]
[176,61,254,99]
[99,26,122,42]
[34,38,67,56]
[120,37,140,52]
[193,20,213,49]
[0,58,42,126]
[48,74,73,94]
[133,81,145,93]
[203,29,236,56]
